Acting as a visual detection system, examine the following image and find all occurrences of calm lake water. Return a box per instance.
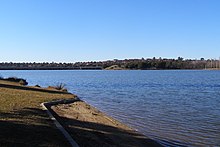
[1,70,220,146]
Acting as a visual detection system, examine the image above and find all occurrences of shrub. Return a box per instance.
[55,83,66,90]
[18,79,28,85]
[47,83,68,92]
[4,77,28,85]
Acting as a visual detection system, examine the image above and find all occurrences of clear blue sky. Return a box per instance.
[0,0,220,62]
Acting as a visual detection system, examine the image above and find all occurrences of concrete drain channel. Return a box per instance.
[41,98,79,147]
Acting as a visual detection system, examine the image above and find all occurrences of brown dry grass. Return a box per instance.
[0,80,76,147]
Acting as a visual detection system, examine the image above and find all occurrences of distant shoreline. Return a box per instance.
[0,67,103,70]
[1,57,220,70]
[0,68,219,70]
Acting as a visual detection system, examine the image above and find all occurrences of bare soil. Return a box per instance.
[51,101,162,147]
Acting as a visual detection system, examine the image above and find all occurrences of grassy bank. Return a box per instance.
[0,79,76,146]
[0,79,161,147]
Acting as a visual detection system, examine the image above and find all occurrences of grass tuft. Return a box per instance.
[55,83,66,90]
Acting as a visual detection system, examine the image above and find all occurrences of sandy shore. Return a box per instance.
[51,100,161,147]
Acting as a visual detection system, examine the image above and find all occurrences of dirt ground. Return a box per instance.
[0,80,75,147]
[51,100,162,147]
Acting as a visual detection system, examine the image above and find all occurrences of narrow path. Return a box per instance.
[41,99,79,147]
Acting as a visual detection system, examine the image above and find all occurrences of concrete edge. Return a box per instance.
[41,98,80,147]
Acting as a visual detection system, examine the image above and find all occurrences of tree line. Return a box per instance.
[0,57,219,70]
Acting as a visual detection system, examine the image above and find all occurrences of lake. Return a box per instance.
[1,70,220,146]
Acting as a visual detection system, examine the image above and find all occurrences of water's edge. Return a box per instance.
[1,70,220,146]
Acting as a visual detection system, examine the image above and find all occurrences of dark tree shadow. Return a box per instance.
[48,106,163,147]
[0,107,188,147]
[0,108,71,147]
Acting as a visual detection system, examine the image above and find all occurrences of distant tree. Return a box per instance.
[177,57,184,61]
[157,61,166,69]
[138,62,149,69]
